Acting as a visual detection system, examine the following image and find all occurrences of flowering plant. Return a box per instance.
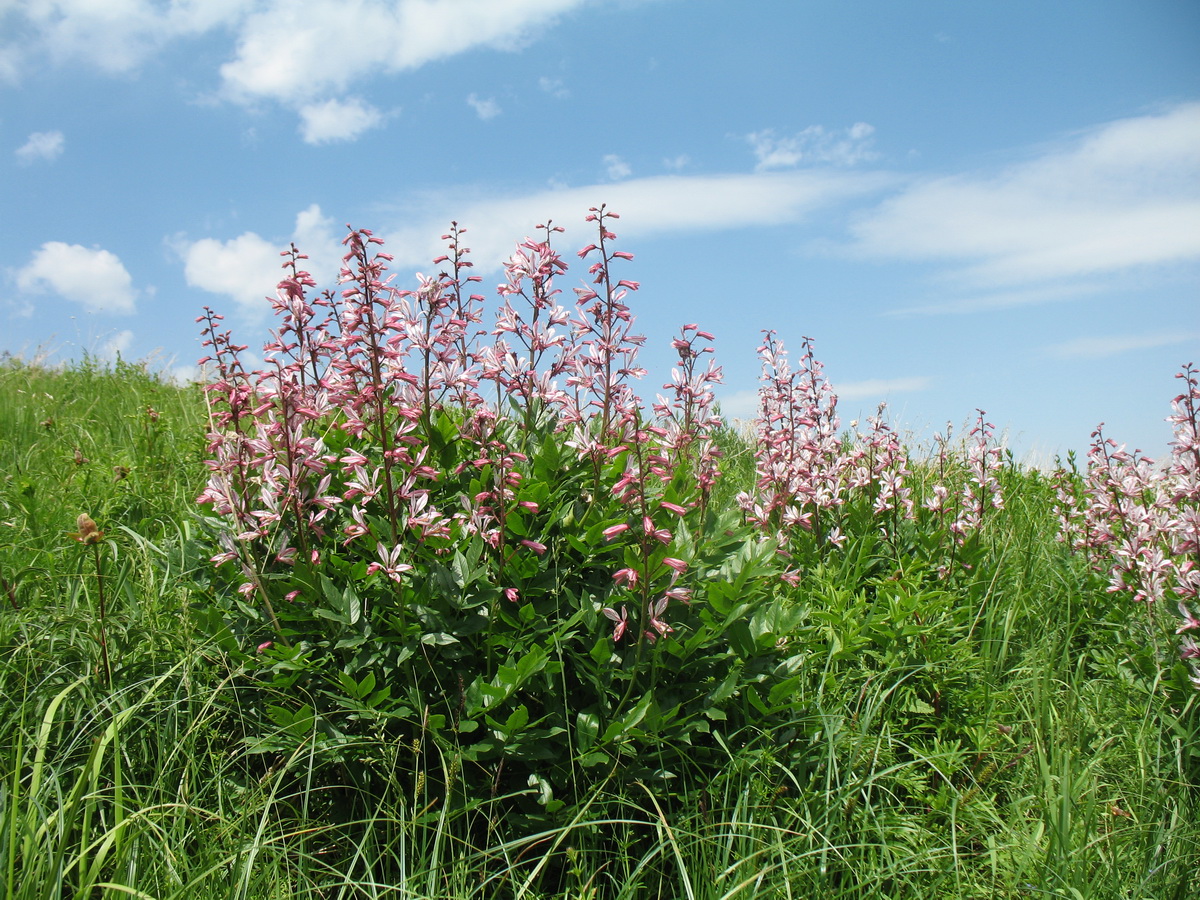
[1053,362,1200,687]
[193,208,796,815]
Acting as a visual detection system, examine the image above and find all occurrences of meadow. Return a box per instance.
[0,209,1196,899]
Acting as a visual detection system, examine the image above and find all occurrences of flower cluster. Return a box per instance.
[197,209,723,652]
[739,332,848,546]
[1054,363,1200,685]
[738,333,942,576]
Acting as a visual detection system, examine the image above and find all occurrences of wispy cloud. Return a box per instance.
[847,103,1200,287]
[603,154,631,180]
[0,0,246,75]
[15,130,65,165]
[887,283,1103,317]
[15,242,138,314]
[298,97,384,143]
[1042,330,1200,360]
[716,374,930,421]
[746,123,877,171]
[835,376,931,400]
[714,389,759,422]
[538,76,569,99]
[99,328,134,361]
[467,93,502,120]
[383,168,895,271]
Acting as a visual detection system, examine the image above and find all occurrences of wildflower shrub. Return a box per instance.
[194,209,805,818]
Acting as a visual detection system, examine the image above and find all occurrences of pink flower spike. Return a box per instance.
[659,501,688,516]
[603,523,630,540]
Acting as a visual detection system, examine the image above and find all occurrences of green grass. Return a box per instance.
[0,357,1196,898]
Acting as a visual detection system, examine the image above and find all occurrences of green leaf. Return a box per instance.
[528,773,554,807]
[602,692,652,743]
[576,711,600,752]
[504,704,530,736]
[589,635,614,665]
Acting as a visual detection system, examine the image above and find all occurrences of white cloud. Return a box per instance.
[182,232,279,313]
[292,204,343,276]
[663,154,690,172]
[298,96,384,144]
[747,123,878,171]
[603,154,631,180]
[168,362,203,385]
[385,169,895,271]
[848,103,1200,287]
[1042,330,1200,360]
[15,130,64,165]
[1,0,589,140]
[467,93,502,120]
[16,242,137,314]
[219,0,590,105]
[180,204,342,315]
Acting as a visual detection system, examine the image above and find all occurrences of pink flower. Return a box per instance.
[662,557,688,575]
[368,542,412,584]
[613,567,638,587]
[1177,602,1200,634]
[602,605,628,642]
[505,587,520,603]
[645,596,673,642]
[647,526,673,545]
[520,539,547,555]
[603,523,630,540]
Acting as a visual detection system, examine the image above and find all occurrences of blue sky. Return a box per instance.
[2,0,1198,461]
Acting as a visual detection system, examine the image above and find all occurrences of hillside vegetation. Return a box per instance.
[0,211,1196,898]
